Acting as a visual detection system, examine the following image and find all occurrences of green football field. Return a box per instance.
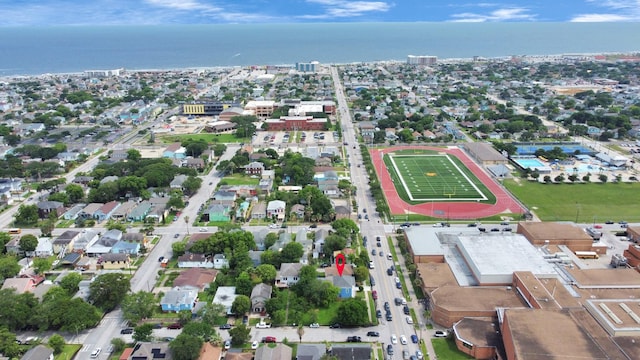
[385,154,489,201]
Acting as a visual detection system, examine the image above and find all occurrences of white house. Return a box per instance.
[276,263,303,288]
[213,254,229,269]
[266,200,286,221]
[177,253,214,268]
[31,237,54,258]
[212,286,237,315]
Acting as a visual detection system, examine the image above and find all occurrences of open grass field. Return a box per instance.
[504,180,640,222]
[383,151,494,205]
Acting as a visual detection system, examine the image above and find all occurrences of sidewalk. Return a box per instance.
[394,238,438,359]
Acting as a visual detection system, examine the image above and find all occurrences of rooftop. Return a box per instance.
[518,222,592,241]
[504,308,608,360]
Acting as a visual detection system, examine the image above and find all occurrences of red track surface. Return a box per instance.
[370,146,525,219]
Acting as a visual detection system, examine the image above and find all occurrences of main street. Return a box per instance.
[331,66,433,359]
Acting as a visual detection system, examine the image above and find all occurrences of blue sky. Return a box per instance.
[1,0,640,26]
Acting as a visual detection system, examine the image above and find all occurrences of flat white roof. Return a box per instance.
[456,234,557,284]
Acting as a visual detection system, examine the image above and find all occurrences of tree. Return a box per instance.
[199,303,227,326]
[234,272,253,296]
[231,295,251,315]
[88,273,131,311]
[19,234,38,254]
[0,232,10,254]
[0,327,21,358]
[14,204,39,226]
[0,256,20,281]
[599,174,608,183]
[279,242,304,263]
[48,333,65,354]
[58,272,83,295]
[213,143,227,157]
[65,184,85,203]
[127,149,142,162]
[110,338,126,353]
[323,235,347,257]
[133,323,154,342]
[170,334,203,360]
[182,176,202,196]
[182,321,215,341]
[32,257,53,274]
[297,325,305,343]
[229,324,251,345]
[40,219,56,236]
[172,241,187,257]
[353,266,369,283]
[335,298,369,326]
[254,264,277,283]
[121,291,157,323]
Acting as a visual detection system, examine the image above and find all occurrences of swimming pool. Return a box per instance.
[514,158,545,168]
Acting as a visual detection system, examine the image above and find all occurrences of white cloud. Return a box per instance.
[572,0,640,21]
[303,0,392,18]
[450,7,535,22]
[144,0,221,12]
[570,13,633,22]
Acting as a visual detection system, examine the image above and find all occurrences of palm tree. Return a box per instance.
[184,215,190,235]
[297,325,305,343]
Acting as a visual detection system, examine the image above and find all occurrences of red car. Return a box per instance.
[372,290,378,300]
[167,323,183,329]
[262,336,276,343]
[593,225,603,229]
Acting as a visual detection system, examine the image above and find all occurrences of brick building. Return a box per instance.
[264,116,327,131]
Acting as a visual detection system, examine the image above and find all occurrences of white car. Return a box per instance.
[251,341,259,349]
[406,316,413,324]
[256,322,271,329]
[391,334,398,344]
[224,340,231,349]
[90,348,101,358]
[434,330,448,338]
[309,323,320,328]
[416,350,424,359]
[400,335,408,345]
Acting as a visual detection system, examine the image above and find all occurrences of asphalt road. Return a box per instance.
[330,66,423,358]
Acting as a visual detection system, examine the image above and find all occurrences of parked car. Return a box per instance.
[371,249,376,256]
[329,323,341,329]
[384,301,390,311]
[416,350,424,359]
[224,340,231,349]
[434,330,448,338]
[347,336,362,343]
[391,334,398,344]
[387,345,394,355]
[400,335,408,345]
[403,305,410,315]
[219,324,231,330]
[372,290,378,300]
[167,323,183,329]
[411,334,419,344]
[256,322,271,329]
[367,331,380,337]
[173,233,180,238]
[90,348,101,358]
[377,242,382,247]
[251,341,259,349]
[376,310,382,318]
[262,336,276,343]
[406,316,414,324]
[158,256,164,262]
[402,350,410,360]
[309,323,320,328]
[120,328,133,334]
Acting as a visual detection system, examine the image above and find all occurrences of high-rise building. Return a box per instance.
[407,55,437,65]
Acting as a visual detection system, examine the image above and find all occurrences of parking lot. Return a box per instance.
[252,130,340,147]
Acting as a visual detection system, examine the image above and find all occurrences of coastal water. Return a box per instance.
[1,22,639,76]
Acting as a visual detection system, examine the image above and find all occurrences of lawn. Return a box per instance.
[431,338,474,359]
[316,301,341,325]
[55,344,81,360]
[503,180,640,222]
[383,151,496,205]
[219,174,260,186]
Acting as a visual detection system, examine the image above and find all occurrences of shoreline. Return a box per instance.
[1,51,639,81]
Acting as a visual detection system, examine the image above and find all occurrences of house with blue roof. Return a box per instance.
[235,201,250,221]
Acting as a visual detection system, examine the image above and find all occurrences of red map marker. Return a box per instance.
[335,253,346,276]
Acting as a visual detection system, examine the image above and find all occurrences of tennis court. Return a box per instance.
[385,153,489,202]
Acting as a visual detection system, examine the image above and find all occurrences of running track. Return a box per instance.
[370,146,525,219]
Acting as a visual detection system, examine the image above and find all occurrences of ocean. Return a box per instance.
[1,22,639,76]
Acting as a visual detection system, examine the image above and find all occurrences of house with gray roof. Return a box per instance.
[110,201,137,221]
[63,203,86,220]
[53,230,81,254]
[250,283,272,313]
[266,200,286,221]
[276,263,303,288]
[178,253,213,268]
[94,201,120,222]
[255,343,292,360]
[128,342,172,360]
[128,201,153,221]
[99,175,119,184]
[251,201,267,220]
[296,344,326,360]
[72,229,100,252]
[212,286,237,315]
[21,344,53,360]
[161,287,198,312]
[327,276,357,298]
[170,174,188,189]
[36,201,64,219]
[78,203,103,220]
